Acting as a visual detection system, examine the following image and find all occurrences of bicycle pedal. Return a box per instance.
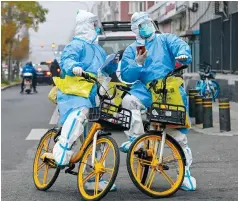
[65,168,78,175]
[44,158,57,168]
[162,165,169,170]
[69,163,75,169]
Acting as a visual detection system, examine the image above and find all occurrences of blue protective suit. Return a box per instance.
[120,33,192,134]
[22,64,36,75]
[57,37,115,124]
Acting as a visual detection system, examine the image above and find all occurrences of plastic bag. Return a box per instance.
[48,86,58,104]
[100,81,127,116]
[108,82,127,106]
[53,74,95,98]
[149,76,191,128]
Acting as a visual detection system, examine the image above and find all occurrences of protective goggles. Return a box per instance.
[138,21,153,29]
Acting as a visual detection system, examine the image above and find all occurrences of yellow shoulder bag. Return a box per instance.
[53,74,96,98]
[147,76,191,128]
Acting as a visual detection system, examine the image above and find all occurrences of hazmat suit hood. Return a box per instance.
[131,12,156,45]
[75,10,99,43]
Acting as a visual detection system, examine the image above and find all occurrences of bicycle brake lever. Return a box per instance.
[79,78,94,83]
[147,80,158,91]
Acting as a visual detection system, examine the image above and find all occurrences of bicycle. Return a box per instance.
[195,62,220,101]
[126,65,188,198]
[33,72,132,201]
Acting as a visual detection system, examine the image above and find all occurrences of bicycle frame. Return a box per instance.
[200,78,210,93]
[148,65,188,165]
[197,77,214,98]
[196,62,219,101]
[70,123,102,163]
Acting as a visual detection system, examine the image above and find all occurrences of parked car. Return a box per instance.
[35,64,53,85]
[97,21,136,55]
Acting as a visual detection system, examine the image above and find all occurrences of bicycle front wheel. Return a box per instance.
[127,133,185,198]
[77,136,120,201]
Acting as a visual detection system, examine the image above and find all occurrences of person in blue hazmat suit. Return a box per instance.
[45,10,117,191]
[119,12,196,191]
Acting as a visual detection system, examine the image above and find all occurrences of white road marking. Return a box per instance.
[26,106,59,140]
[25,129,49,140]
[49,106,59,125]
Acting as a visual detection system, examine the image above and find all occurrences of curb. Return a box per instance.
[1,83,21,91]
[190,116,238,136]
[191,126,238,137]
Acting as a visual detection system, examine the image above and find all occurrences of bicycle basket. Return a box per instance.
[88,101,132,131]
[149,102,186,126]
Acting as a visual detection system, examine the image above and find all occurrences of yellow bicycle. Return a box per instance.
[33,72,132,201]
[127,65,188,198]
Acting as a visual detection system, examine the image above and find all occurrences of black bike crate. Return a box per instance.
[88,101,132,131]
[149,102,186,126]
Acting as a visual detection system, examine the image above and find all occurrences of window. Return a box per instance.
[139,2,145,11]
[129,1,145,14]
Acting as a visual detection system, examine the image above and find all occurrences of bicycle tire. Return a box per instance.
[33,129,60,191]
[77,136,120,201]
[127,133,185,198]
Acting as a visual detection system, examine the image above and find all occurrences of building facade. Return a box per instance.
[147,1,238,73]
[147,1,223,35]
[97,1,155,22]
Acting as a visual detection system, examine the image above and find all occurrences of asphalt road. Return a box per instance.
[1,85,238,201]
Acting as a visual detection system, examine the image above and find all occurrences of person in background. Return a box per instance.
[50,59,61,86]
[20,61,37,93]
[50,59,61,77]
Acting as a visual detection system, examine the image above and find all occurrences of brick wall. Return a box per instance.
[147,1,154,9]
[120,1,131,21]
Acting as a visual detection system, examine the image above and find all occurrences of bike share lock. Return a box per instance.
[202,97,213,128]
[219,98,231,132]
[195,95,203,124]
[189,89,199,118]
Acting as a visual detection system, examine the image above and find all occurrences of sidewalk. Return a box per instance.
[192,101,238,136]
[1,82,21,91]
[184,73,238,84]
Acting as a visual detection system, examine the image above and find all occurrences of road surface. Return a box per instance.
[2,85,238,201]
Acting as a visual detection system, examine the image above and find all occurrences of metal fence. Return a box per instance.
[200,12,238,74]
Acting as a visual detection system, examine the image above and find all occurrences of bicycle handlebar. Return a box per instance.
[81,71,130,101]
[150,65,188,94]
[198,63,212,74]
[173,65,188,74]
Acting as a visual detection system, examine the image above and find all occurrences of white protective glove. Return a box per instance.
[136,50,148,66]
[72,67,83,76]
[175,55,188,62]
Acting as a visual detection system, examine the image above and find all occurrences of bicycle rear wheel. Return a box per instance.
[127,133,185,198]
[33,129,60,191]
[77,136,120,201]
